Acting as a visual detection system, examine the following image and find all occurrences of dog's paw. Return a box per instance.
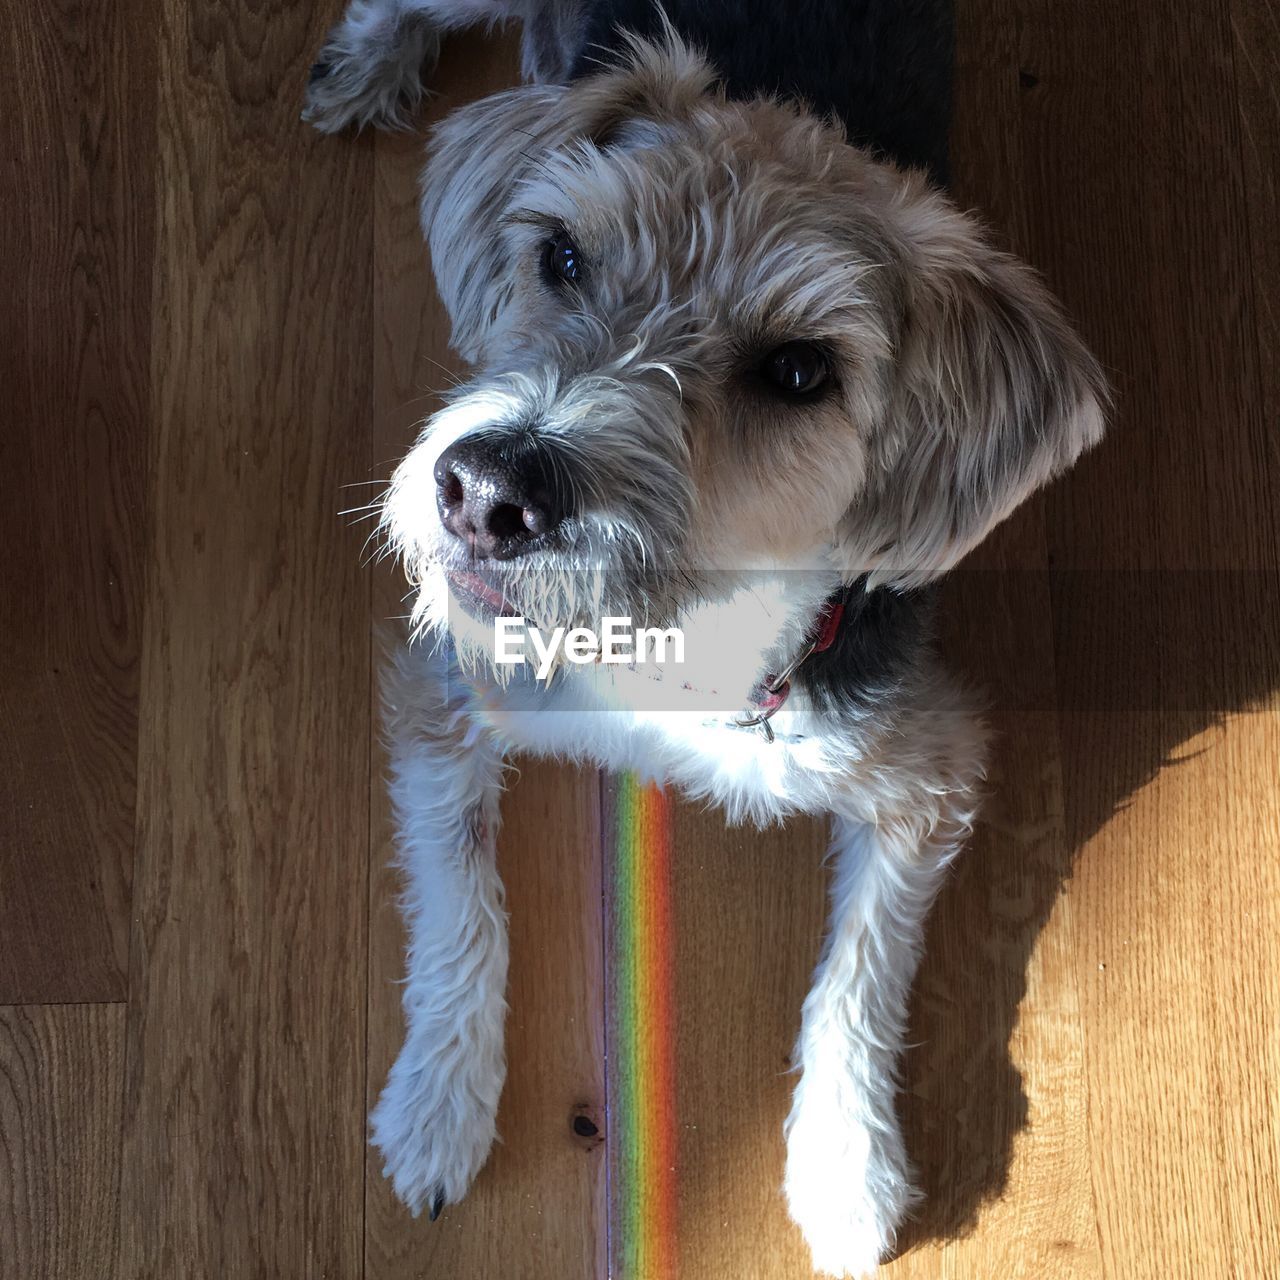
[302,5,441,133]
[784,1109,919,1277]
[369,1040,502,1216]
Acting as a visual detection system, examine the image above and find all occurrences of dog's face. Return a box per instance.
[383,37,1104,665]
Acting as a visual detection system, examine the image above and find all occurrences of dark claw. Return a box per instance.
[429,1190,444,1222]
[309,61,332,84]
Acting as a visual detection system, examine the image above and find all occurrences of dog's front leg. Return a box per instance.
[785,808,970,1277]
[370,644,508,1219]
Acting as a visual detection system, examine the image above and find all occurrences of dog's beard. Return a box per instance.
[444,560,669,635]
[401,530,839,714]
[382,374,695,677]
[399,529,703,684]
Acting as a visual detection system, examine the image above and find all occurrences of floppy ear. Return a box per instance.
[420,34,718,364]
[841,193,1108,588]
[419,82,571,364]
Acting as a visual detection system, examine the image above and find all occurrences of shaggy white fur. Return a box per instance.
[374,615,987,1273]
[308,7,1105,1274]
[370,643,508,1217]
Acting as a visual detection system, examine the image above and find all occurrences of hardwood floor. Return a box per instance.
[2,2,1277,1277]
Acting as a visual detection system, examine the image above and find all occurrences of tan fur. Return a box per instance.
[314,21,1114,1275]
[394,32,1105,615]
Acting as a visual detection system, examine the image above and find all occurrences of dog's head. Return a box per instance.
[383,34,1105,667]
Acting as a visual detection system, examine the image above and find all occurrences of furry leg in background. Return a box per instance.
[369,642,509,1218]
[303,0,523,132]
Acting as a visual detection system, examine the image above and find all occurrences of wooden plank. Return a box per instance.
[880,1,1098,1270]
[0,1,154,1003]
[1232,0,1280,498]
[0,1004,126,1280]
[663,804,829,1279]
[1211,710,1280,1273]
[891,579,1096,1277]
[876,4,1101,1275]
[363,35,608,1279]
[1012,0,1280,1274]
[116,0,374,1273]
[1224,8,1280,1273]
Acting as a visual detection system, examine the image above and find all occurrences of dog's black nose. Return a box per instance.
[434,436,567,560]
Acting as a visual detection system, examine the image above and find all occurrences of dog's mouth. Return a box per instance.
[438,547,697,646]
[443,560,652,639]
[446,568,512,623]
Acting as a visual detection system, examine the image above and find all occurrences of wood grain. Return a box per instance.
[2,1,1278,1276]
[364,37,608,1278]
[1233,0,1280,497]
[879,6,1099,1275]
[966,0,1280,1275]
[0,1004,125,1279]
[115,0,374,1273]
[664,807,828,1279]
[0,1,153,1003]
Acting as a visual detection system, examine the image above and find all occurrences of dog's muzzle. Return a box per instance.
[434,434,570,561]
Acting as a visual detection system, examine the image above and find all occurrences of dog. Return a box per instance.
[306,2,1106,1273]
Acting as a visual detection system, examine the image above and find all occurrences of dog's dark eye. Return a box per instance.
[543,231,584,287]
[760,341,830,396]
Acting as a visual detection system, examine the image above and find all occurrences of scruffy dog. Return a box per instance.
[307,1,1105,1273]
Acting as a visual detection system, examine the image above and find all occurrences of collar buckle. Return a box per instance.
[730,590,847,743]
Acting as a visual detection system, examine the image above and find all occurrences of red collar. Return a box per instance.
[811,595,847,652]
[735,591,847,742]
